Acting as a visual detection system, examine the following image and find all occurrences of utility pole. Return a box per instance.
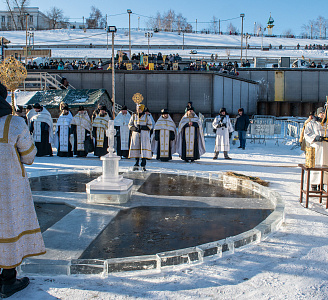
[240,13,244,65]
[25,13,29,62]
[127,9,132,59]
[219,19,220,34]
[182,32,184,50]
[196,19,197,33]
[138,16,140,31]
[108,26,117,118]
[254,22,256,36]
[145,32,153,55]
[311,24,313,39]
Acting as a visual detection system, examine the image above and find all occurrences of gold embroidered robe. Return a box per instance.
[0,115,46,268]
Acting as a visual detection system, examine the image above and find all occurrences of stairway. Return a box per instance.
[19,72,75,91]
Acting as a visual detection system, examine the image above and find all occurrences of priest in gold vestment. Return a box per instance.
[0,83,45,298]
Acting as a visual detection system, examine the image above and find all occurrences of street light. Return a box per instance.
[145,32,153,55]
[245,33,251,62]
[240,13,245,65]
[127,9,132,59]
[108,25,117,118]
[27,32,34,49]
[25,13,29,62]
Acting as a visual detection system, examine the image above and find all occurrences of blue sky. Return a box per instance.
[0,0,327,35]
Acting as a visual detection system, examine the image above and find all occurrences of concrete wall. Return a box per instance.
[44,70,259,116]
[238,68,328,116]
[238,68,328,103]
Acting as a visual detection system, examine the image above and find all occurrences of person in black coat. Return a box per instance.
[234,108,250,150]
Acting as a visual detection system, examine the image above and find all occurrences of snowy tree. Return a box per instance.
[254,22,263,36]
[146,10,192,32]
[46,7,68,29]
[302,16,328,38]
[227,22,238,34]
[283,29,294,38]
[86,6,106,29]
[210,16,218,34]
[315,16,328,38]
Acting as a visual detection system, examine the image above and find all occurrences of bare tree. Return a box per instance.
[86,6,106,29]
[227,22,238,34]
[46,7,68,29]
[254,22,263,36]
[316,16,327,38]
[14,0,29,29]
[283,29,294,38]
[210,16,218,34]
[146,10,192,32]
[302,16,328,38]
[5,0,29,30]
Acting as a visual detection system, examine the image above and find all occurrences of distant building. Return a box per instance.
[267,13,274,36]
[0,7,51,30]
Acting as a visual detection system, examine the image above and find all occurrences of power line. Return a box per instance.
[9,32,108,45]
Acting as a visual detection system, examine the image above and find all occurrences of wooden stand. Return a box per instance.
[299,164,328,208]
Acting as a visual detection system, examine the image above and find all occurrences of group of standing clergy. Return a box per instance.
[28,102,112,158]
[28,101,253,170]
[126,104,206,171]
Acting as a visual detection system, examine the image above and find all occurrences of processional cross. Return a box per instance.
[0,56,27,114]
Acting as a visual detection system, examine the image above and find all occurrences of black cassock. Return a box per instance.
[181,122,200,161]
[93,127,108,157]
[154,129,175,161]
[30,121,52,157]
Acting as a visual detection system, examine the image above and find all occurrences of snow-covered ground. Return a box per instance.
[12,137,328,299]
[2,29,328,60]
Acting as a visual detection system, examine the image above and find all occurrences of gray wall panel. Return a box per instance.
[232,80,241,114]
[167,74,190,112]
[81,73,104,89]
[248,84,258,114]
[302,71,319,102]
[213,75,224,113]
[190,74,212,114]
[319,71,328,101]
[248,70,269,101]
[115,73,125,106]
[223,78,233,113]
[284,71,301,101]
[146,74,168,112]
[241,81,250,113]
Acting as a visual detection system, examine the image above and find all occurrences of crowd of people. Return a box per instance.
[25,59,105,71]
[304,44,328,50]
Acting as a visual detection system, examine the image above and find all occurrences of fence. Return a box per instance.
[203,115,306,148]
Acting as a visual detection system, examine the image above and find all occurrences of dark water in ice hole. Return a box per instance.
[30,172,269,258]
[34,203,74,232]
[80,206,272,259]
[30,172,258,198]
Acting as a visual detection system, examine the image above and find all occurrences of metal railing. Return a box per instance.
[203,115,306,148]
[20,72,75,91]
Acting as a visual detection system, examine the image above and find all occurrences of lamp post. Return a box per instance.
[25,13,29,62]
[240,13,245,65]
[245,33,251,61]
[127,9,132,59]
[27,32,34,49]
[108,26,117,118]
[145,32,153,55]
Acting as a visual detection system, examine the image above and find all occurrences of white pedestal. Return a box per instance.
[86,153,133,204]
